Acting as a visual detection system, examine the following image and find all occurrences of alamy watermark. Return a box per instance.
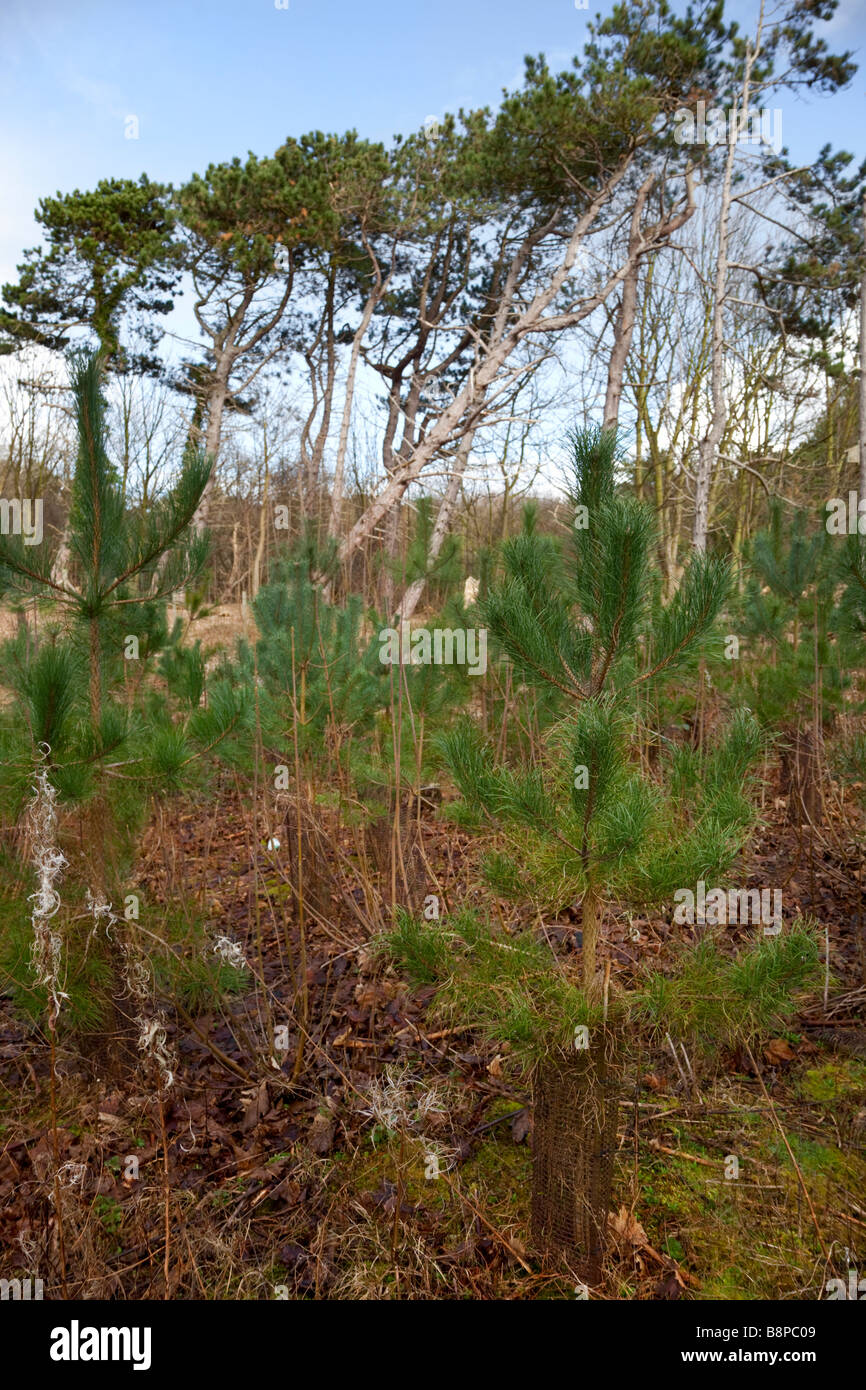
[825,1269,866,1300]
[379,622,487,676]
[673,881,782,934]
[0,497,43,545]
[825,492,866,534]
[49,1321,151,1370]
[671,100,783,155]
[0,1273,43,1300]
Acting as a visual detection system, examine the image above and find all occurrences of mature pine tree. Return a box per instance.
[0,176,179,374]
[176,140,356,524]
[759,147,866,380]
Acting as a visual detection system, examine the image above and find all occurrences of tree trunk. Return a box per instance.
[781,722,824,827]
[692,34,760,551]
[305,268,337,513]
[603,177,654,430]
[396,431,475,621]
[252,432,269,599]
[603,263,639,432]
[380,501,401,615]
[692,164,733,551]
[581,882,601,998]
[51,531,71,590]
[191,373,229,535]
[328,284,382,539]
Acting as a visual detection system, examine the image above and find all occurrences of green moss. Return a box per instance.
[620,1091,861,1301]
[700,1266,754,1300]
[768,1132,851,1180]
[799,1059,866,1104]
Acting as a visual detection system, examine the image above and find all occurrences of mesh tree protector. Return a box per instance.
[531,1028,621,1283]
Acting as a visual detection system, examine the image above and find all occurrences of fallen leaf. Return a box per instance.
[609,1205,649,1248]
[241,1081,270,1132]
[307,1112,336,1156]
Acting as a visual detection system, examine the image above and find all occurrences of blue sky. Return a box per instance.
[1,0,864,287]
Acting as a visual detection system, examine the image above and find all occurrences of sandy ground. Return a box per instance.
[174,599,254,652]
[0,599,254,710]
[0,598,253,652]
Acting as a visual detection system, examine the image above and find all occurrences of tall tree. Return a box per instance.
[278,132,392,524]
[332,0,722,579]
[759,146,866,496]
[687,0,855,550]
[0,175,179,374]
[177,135,386,532]
[176,150,317,529]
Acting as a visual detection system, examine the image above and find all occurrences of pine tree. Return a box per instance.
[442,427,761,994]
[0,176,179,374]
[418,427,788,1277]
[238,537,469,813]
[0,351,242,1059]
[738,500,846,825]
[237,543,387,762]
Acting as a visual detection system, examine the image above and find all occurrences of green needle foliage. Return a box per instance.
[396,495,463,605]
[0,352,210,631]
[729,501,854,824]
[634,921,822,1055]
[439,425,762,998]
[0,352,230,817]
[736,500,847,726]
[386,427,821,1274]
[477,428,732,705]
[0,176,179,373]
[232,537,479,797]
[386,909,821,1062]
[833,527,866,652]
[235,547,387,759]
[0,350,246,1037]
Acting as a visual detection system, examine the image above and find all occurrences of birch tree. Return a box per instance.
[686,0,854,550]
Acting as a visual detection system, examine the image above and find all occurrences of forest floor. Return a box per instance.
[1,753,865,1300]
[1,600,865,1298]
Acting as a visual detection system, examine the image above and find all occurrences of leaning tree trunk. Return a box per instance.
[190,372,230,536]
[396,429,476,622]
[531,1031,620,1284]
[328,277,383,542]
